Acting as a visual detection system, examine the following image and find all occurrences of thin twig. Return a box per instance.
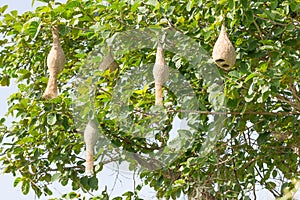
[66,25,91,32]
[98,87,112,95]
[253,18,263,39]
[109,162,120,197]
[214,155,237,166]
[290,84,300,103]
[171,109,300,116]
[162,14,184,34]
[48,165,84,171]
[133,168,136,192]
[275,94,300,111]
[230,140,243,192]
[254,166,280,197]
[254,15,300,30]
[253,183,257,200]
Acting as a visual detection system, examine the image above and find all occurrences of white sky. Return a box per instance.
[0,1,43,198]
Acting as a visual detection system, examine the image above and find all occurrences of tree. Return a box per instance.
[0,0,300,199]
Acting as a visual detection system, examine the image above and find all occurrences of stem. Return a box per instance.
[254,15,300,30]
[42,74,58,99]
[85,145,94,175]
[253,18,263,39]
[171,109,300,116]
[155,83,163,106]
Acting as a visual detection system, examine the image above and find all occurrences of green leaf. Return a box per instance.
[245,10,254,22]
[186,0,195,11]
[13,177,22,187]
[32,21,42,40]
[65,1,81,9]
[0,5,8,14]
[21,180,30,195]
[245,72,259,82]
[145,0,158,7]
[58,24,69,36]
[10,10,18,17]
[17,69,31,82]
[257,133,270,146]
[88,176,98,190]
[290,1,300,12]
[265,10,275,20]
[51,173,61,182]
[0,117,5,124]
[44,186,53,195]
[47,113,57,125]
[0,75,10,86]
[270,0,278,9]
[122,191,134,198]
[37,0,51,3]
[67,192,78,199]
[266,181,276,190]
[22,17,41,38]
[80,176,89,187]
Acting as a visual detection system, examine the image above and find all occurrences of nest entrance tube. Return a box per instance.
[83,119,99,176]
[212,23,236,71]
[153,40,169,106]
[42,26,66,99]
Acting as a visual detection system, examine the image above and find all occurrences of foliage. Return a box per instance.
[0,0,300,199]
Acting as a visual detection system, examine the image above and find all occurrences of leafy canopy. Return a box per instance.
[0,0,300,199]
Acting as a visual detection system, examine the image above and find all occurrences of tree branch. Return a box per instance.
[254,15,300,30]
[253,18,263,39]
[254,166,280,197]
[275,94,300,111]
[171,109,300,116]
[289,84,300,103]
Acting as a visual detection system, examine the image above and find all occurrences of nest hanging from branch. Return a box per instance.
[212,23,236,71]
[42,26,66,99]
[153,41,169,106]
[83,119,99,175]
[99,48,118,72]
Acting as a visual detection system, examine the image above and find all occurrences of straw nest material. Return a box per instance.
[99,49,118,72]
[84,120,99,175]
[42,26,66,99]
[153,42,169,85]
[212,23,236,70]
[153,42,169,106]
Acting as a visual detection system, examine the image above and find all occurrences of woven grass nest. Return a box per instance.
[153,42,169,106]
[84,120,99,175]
[99,48,118,72]
[212,23,236,71]
[42,26,66,99]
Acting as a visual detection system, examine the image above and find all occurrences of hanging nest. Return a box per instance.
[153,41,169,106]
[83,119,99,175]
[42,26,66,99]
[212,23,236,71]
[99,48,118,72]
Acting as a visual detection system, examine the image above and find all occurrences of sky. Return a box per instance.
[0,1,43,199]
[0,0,287,200]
